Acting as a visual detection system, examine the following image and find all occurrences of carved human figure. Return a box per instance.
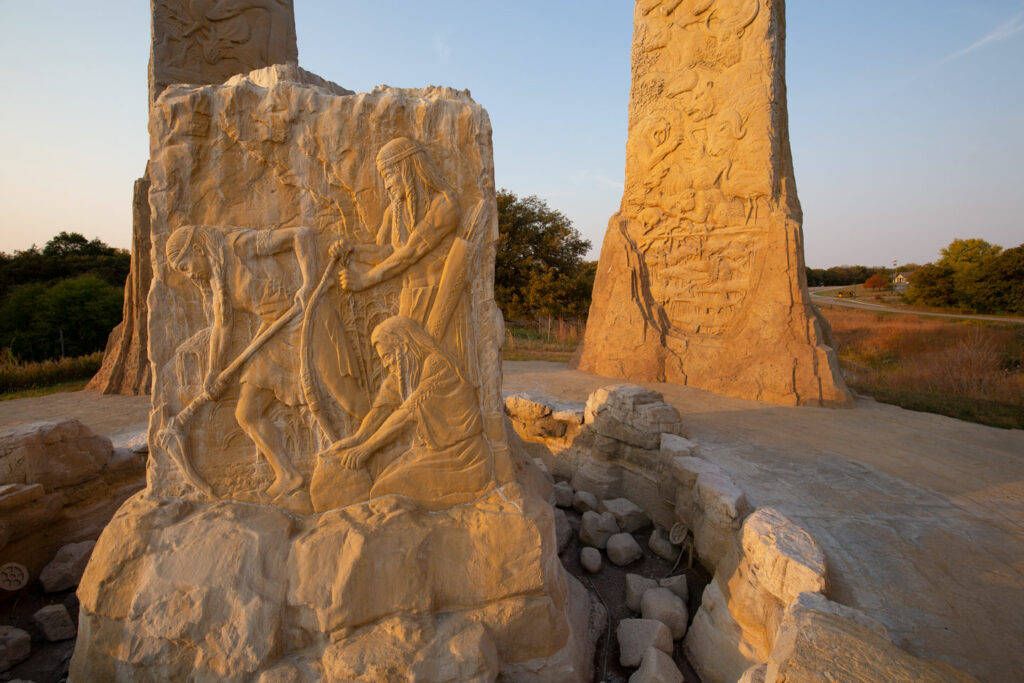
[165,225,366,502]
[334,137,461,325]
[316,315,492,511]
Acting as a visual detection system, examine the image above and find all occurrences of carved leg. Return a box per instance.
[236,383,303,497]
[320,373,369,420]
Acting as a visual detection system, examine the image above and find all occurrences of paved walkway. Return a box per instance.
[3,373,1023,681]
[505,361,1024,683]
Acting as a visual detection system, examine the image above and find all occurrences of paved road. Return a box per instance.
[810,287,1024,324]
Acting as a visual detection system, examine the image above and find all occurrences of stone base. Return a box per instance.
[71,483,598,682]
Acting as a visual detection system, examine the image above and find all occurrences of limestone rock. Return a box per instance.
[575,0,852,408]
[581,547,602,574]
[739,663,768,683]
[554,481,575,508]
[555,508,573,553]
[573,489,600,514]
[628,646,684,683]
[0,483,43,510]
[641,587,688,640]
[0,626,31,672]
[584,385,683,449]
[580,511,620,549]
[684,580,760,683]
[660,433,697,458]
[33,603,76,642]
[741,508,827,605]
[648,527,679,562]
[600,497,651,533]
[0,419,112,490]
[617,618,673,668]
[39,540,96,593]
[626,573,659,613]
[659,575,687,603]
[607,533,644,567]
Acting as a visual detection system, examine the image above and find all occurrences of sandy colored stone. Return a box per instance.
[626,573,659,613]
[659,575,687,602]
[617,618,673,668]
[33,604,76,642]
[580,510,620,549]
[641,587,688,640]
[738,663,767,683]
[573,489,600,514]
[584,385,683,449]
[660,432,697,458]
[684,580,760,683]
[575,0,851,408]
[580,547,602,574]
[607,532,644,566]
[648,527,679,562]
[628,646,684,683]
[0,483,43,510]
[0,626,31,672]
[554,481,574,508]
[555,508,572,553]
[39,540,96,593]
[601,497,651,533]
[0,419,112,490]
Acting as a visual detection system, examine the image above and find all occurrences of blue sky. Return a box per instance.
[0,1,1021,267]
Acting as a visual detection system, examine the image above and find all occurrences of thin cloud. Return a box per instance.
[938,10,1024,66]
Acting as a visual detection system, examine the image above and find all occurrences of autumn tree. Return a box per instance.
[864,272,890,290]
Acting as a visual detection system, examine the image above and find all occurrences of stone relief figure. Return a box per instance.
[311,315,492,512]
[162,225,366,504]
[334,137,461,325]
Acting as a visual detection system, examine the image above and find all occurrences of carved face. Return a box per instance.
[174,246,212,282]
[378,163,407,202]
[375,340,402,376]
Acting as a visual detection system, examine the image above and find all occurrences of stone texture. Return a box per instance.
[0,419,112,490]
[555,508,573,553]
[659,575,687,602]
[572,489,600,514]
[660,432,697,458]
[617,618,673,668]
[0,483,43,510]
[72,63,596,681]
[0,626,31,672]
[580,547,602,574]
[648,527,679,562]
[584,385,683,449]
[607,532,644,566]
[626,573,659,613]
[33,604,77,642]
[641,587,688,640]
[580,511,620,549]
[684,580,759,683]
[673,456,749,569]
[600,497,651,533]
[738,663,767,683]
[628,646,684,683]
[575,0,852,408]
[39,540,96,593]
[554,481,574,508]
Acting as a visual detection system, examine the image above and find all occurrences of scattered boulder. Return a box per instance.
[581,547,602,574]
[659,575,688,602]
[580,511,620,549]
[572,490,600,514]
[648,528,679,562]
[641,587,688,640]
[554,481,574,508]
[554,508,572,553]
[40,540,97,593]
[617,618,673,667]
[0,626,31,672]
[0,419,113,490]
[628,646,684,683]
[607,533,644,567]
[600,498,650,533]
[33,603,76,642]
[626,573,659,613]
[584,386,683,450]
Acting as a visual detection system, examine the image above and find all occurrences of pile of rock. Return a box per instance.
[616,572,691,682]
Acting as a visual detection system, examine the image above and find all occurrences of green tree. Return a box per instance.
[904,263,957,308]
[938,238,1002,268]
[495,190,592,319]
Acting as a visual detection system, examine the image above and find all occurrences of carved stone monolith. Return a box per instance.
[71,65,598,681]
[575,0,852,407]
[91,1,300,394]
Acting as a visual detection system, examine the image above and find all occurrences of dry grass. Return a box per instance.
[820,306,1024,429]
[0,349,103,396]
[502,317,585,362]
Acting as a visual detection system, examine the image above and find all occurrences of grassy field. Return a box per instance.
[0,350,103,399]
[502,318,584,363]
[819,306,1024,429]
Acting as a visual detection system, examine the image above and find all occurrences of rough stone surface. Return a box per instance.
[607,532,644,567]
[0,626,31,672]
[659,575,688,602]
[600,497,651,533]
[575,0,852,408]
[555,508,573,553]
[39,540,96,593]
[626,573,659,613]
[742,508,827,605]
[0,483,43,510]
[617,618,673,668]
[628,646,684,683]
[660,432,697,458]
[580,511,620,549]
[584,385,683,449]
[580,547,602,574]
[648,527,680,562]
[572,489,600,514]
[0,419,112,490]
[554,481,575,508]
[684,580,758,683]
[72,63,596,681]
[641,587,688,640]
[738,663,767,683]
[33,603,77,642]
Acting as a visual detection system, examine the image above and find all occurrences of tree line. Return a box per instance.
[0,232,128,362]
[904,238,1023,314]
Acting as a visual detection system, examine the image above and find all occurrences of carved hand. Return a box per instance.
[339,267,367,292]
[329,239,352,261]
[339,444,371,469]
